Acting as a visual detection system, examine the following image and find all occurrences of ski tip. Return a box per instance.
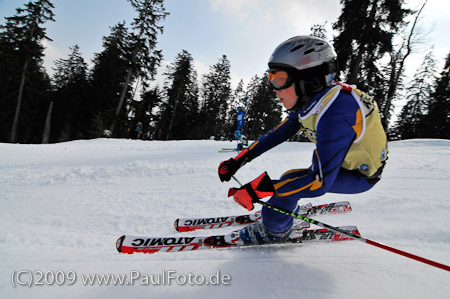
[116,235,125,253]
[174,219,180,232]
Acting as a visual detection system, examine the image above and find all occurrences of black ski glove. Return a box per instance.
[218,149,252,182]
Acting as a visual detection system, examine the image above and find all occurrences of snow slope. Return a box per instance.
[1,138,449,299]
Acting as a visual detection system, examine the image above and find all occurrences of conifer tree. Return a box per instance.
[245,74,282,139]
[159,50,199,140]
[310,23,327,40]
[200,55,232,139]
[0,0,55,143]
[333,0,411,88]
[380,1,427,127]
[50,45,89,142]
[393,49,436,139]
[132,86,162,140]
[421,52,450,138]
[109,0,169,135]
[225,79,247,139]
[89,23,133,137]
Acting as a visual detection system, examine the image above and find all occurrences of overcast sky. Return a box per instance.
[1,0,449,90]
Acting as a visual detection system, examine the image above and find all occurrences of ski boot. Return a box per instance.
[238,222,292,245]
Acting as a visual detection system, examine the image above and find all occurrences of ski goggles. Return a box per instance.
[268,70,294,90]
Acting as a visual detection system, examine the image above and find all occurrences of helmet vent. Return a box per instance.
[303,49,315,55]
[289,44,306,52]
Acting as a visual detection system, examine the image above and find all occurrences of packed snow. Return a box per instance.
[1,138,449,299]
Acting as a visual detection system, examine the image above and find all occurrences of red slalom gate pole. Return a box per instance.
[230,175,450,271]
[364,239,450,272]
[255,198,450,272]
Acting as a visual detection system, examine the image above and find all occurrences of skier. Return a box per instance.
[135,121,143,139]
[218,36,388,245]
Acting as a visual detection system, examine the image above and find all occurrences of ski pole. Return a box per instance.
[231,175,243,186]
[231,176,450,272]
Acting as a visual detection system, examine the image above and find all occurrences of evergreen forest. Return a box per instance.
[1,0,448,144]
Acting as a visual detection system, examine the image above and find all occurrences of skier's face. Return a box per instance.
[275,84,298,110]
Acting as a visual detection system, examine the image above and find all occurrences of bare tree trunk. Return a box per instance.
[347,45,365,84]
[9,8,41,143]
[381,1,427,124]
[42,101,54,144]
[109,66,134,134]
[109,27,143,136]
[166,87,183,140]
[10,59,29,143]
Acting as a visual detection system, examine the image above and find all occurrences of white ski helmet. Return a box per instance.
[268,35,337,72]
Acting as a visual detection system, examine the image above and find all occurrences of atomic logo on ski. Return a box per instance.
[131,237,196,247]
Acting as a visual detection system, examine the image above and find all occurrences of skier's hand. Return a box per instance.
[218,149,252,182]
[228,172,275,211]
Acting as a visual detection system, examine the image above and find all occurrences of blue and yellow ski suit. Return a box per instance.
[246,82,388,233]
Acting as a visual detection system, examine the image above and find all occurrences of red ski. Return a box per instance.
[174,201,352,232]
[116,225,359,254]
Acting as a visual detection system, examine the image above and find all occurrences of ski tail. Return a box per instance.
[116,235,125,253]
